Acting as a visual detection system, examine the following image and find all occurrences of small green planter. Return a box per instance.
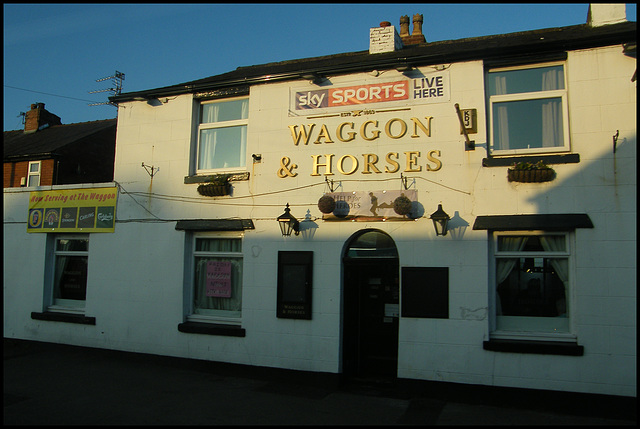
[197,177,231,196]
[508,160,555,183]
[507,169,555,183]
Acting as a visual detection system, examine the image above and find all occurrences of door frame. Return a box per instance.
[341,229,399,379]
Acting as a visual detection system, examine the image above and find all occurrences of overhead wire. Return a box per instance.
[120,175,470,209]
[115,182,171,223]
[4,85,99,104]
[114,173,471,224]
[4,178,469,226]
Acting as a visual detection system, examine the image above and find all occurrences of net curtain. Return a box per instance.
[495,235,568,315]
[53,239,88,301]
[492,67,563,150]
[198,100,248,170]
[194,239,242,313]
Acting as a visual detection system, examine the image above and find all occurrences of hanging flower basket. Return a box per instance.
[393,195,413,215]
[197,182,231,196]
[507,161,555,183]
[318,195,336,213]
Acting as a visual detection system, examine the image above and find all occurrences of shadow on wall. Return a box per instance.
[526,130,637,217]
[448,211,470,240]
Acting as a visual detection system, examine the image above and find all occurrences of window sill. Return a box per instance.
[483,153,579,167]
[31,311,96,325]
[178,321,246,337]
[483,338,583,356]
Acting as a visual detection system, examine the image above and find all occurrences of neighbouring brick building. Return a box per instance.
[3,103,117,188]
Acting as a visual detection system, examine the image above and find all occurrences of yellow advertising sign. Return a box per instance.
[27,186,118,233]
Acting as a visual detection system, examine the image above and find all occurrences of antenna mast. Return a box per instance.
[89,70,124,106]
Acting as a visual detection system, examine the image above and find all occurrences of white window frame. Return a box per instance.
[28,161,41,187]
[490,230,576,342]
[196,96,248,175]
[47,234,90,314]
[488,62,571,156]
[186,232,244,325]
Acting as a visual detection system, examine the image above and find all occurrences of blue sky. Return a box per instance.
[3,3,636,131]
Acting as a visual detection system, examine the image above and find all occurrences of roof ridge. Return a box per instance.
[53,118,117,127]
[3,117,116,133]
[112,20,635,102]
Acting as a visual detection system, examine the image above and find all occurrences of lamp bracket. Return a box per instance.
[325,177,341,193]
[400,173,415,190]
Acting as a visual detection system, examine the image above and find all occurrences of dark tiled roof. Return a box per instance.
[111,21,636,102]
[3,119,117,160]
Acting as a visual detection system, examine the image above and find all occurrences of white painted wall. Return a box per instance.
[4,42,635,396]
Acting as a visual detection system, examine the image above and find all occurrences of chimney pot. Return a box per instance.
[412,13,424,36]
[399,13,426,46]
[380,21,391,27]
[399,15,410,36]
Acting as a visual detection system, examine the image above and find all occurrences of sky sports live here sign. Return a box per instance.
[294,74,449,111]
[27,186,117,233]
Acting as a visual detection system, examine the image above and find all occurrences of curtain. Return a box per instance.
[194,239,242,313]
[539,236,568,284]
[493,74,509,150]
[239,100,248,166]
[53,239,88,302]
[53,240,72,300]
[541,68,563,148]
[198,100,248,170]
[496,236,528,283]
[539,235,569,317]
[199,102,222,170]
[202,102,222,123]
[495,236,528,314]
[198,129,217,170]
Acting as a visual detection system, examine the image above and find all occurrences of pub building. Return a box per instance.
[3,4,636,399]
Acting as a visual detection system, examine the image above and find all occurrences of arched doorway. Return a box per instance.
[342,229,399,379]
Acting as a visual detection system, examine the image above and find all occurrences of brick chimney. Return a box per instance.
[399,14,426,46]
[24,103,62,134]
[369,21,403,53]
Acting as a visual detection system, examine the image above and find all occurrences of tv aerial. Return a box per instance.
[89,71,124,106]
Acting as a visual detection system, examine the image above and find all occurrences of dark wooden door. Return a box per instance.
[343,259,399,378]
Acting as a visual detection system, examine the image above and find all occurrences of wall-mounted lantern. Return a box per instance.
[277,203,300,237]
[430,204,450,236]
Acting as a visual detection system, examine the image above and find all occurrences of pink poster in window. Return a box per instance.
[206,261,231,297]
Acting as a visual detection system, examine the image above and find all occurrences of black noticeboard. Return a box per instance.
[277,251,313,319]
[401,267,449,318]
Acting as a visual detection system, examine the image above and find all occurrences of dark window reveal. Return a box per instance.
[277,251,313,319]
[401,267,449,318]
